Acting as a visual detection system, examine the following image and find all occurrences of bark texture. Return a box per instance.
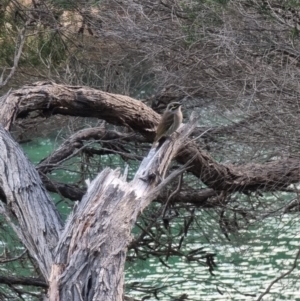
[1,81,299,193]
[0,81,159,137]
[0,127,63,279]
[47,117,196,301]
[0,109,197,300]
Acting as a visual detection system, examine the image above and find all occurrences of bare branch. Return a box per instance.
[0,26,27,88]
[256,246,300,301]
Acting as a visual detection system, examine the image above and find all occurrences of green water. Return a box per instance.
[125,212,300,301]
[19,138,300,300]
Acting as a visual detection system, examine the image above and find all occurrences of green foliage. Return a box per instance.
[211,0,229,4]
[290,26,299,40]
[0,22,19,66]
[192,0,229,5]
[26,31,68,67]
[49,0,76,10]
[0,1,8,28]
[0,0,68,70]
[0,28,67,69]
[181,0,226,45]
[49,0,102,10]
[284,0,300,8]
[0,38,15,66]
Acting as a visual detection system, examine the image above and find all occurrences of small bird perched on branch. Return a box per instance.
[153,102,183,147]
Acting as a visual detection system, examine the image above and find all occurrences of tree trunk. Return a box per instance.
[0,110,197,300]
[0,127,63,279]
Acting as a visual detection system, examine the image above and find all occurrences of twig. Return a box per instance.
[190,127,213,142]
[0,249,27,264]
[0,26,27,88]
[162,172,183,219]
[256,246,300,301]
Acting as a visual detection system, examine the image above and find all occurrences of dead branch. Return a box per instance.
[47,110,198,300]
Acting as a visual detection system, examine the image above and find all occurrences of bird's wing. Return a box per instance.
[155,111,175,141]
[162,111,175,130]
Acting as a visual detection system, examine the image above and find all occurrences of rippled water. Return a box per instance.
[126,214,300,300]
[22,138,300,300]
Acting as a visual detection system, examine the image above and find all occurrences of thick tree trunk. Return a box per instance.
[0,127,63,279]
[0,110,197,300]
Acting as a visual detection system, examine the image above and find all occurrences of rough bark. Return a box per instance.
[0,127,63,279]
[47,116,197,301]
[1,81,299,194]
[0,81,159,137]
[0,110,197,300]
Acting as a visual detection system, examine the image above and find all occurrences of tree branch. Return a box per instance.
[48,112,198,300]
[0,26,27,88]
[1,82,300,195]
[0,275,47,288]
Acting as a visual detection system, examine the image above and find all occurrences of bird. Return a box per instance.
[153,102,183,146]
